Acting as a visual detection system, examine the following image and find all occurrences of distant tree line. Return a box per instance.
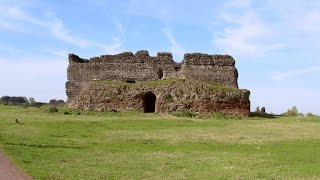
[254,105,318,117]
[0,96,29,105]
[0,96,65,107]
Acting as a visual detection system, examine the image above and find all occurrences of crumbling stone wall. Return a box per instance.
[67,79,250,116]
[181,53,238,87]
[67,51,177,99]
[68,51,237,85]
[66,50,250,115]
[67,51,176,82]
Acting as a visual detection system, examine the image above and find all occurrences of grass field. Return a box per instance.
[0,105,320,179]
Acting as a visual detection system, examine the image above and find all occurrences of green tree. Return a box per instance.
[283,106,299,116]
[255,106,261,113]
[29,97,36,104]
[306,112,315,117]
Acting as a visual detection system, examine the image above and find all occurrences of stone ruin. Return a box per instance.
[66,50,250,116]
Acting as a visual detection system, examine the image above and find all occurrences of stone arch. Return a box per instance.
[142,92,156,113]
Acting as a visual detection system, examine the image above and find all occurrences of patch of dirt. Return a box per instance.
[0,150,32,180]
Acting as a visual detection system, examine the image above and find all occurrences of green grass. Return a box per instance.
[1,105,320,179]
[95,77,241,93]
[95,77,186,87]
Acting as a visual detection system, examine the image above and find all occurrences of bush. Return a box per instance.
[249,112,277,118]
[29,102,46,108]
[282,106,299,116]
[49,99,65,106]
[63,111,71,115]
[211,112,241,119]
[255,106,261,113]
[306,112,315,117]
[211,112,227,119]
[48,107,59,113]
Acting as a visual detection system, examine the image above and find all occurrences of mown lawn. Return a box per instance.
[0,105,320,179]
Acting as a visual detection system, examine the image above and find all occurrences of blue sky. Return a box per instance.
[0,0,319,114]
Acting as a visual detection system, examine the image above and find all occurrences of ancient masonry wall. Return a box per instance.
[66,50,250,116]
[67,50,238,99]
[67,80,250,116]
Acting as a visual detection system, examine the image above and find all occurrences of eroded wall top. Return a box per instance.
[67,50,238,88]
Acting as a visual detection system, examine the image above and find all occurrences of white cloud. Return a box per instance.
[96,37,123,54]
[214,1,284,57]
[0,2,88,46]
[272,66,320,81]
[265,0,320,44]
[44,49,68,58]
[49,18,91,48]
[162,27,185,59]
[47,19,124,53]
[0,1,124,52]
[94,21,126,54]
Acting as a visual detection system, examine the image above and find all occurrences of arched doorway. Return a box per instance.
[142,92,156,113]
[158,68,163,79]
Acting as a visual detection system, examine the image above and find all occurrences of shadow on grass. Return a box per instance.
[4,142,84,149]
[249,112,282,119]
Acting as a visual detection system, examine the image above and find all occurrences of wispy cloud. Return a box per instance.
[272,66,320,80]
[0,1,124,53]
[214,0,284,57]
[44,49,68,58]
[0,19,24,32]
[48,18,92,48]
[266,0,320,46]
[96,37,123,54]
[162,27,185,59]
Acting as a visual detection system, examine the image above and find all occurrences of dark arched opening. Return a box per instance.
[142,92,156,113]
[125,79,136,83]
[158,68,163,79]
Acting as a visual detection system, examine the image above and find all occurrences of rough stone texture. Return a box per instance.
[66,50,250,116]
[67,79,250,116]
[181,53,238,87]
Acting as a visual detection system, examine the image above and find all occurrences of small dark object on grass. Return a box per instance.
[111,109,117,112]
[64,111,71,115]
[15,119,20,123]
[48,107,59,113]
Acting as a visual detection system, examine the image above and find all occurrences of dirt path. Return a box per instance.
[0,150,32,180]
